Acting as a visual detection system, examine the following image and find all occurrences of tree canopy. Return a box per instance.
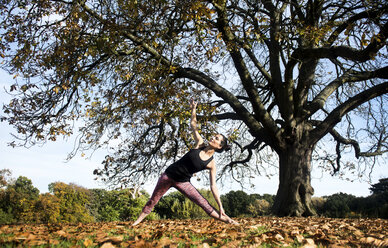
[369,178,388,195]
[1,0,387,216]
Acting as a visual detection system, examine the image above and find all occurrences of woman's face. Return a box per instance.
[209,134,224,150]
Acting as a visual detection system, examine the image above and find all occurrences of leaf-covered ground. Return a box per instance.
[0,217,387,247]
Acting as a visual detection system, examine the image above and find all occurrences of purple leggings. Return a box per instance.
[142,173,215,215]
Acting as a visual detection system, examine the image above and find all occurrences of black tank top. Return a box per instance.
[165,147,213,182]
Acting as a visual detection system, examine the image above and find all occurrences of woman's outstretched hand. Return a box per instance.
[190,99,197,110]
[219,207,226,219]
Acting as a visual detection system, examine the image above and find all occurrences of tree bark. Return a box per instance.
[272,143,316,216]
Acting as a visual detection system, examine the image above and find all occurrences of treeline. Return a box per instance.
[0,169,387,224]
[0,174,157,224]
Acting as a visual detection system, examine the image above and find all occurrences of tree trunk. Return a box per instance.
[272,144,316,216]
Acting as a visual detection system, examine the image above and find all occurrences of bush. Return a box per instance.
[248,199,271,217]
[0,208,14,224]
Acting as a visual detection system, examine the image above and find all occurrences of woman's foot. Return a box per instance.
[132,212,148,226]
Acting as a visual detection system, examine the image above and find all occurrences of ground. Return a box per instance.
[0,217,387,247]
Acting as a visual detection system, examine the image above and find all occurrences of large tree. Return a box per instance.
[1,0,387,216]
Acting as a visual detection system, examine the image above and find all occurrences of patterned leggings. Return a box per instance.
[142,173,215,215]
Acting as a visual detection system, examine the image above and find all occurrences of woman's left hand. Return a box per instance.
[219,207,226,218]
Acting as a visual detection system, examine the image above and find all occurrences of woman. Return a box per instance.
[132,100,238,226]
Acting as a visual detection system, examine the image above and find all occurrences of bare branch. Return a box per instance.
[311,81,388,144]
[243,47,272,82]
[219,137,262,176]
[330,128,387,158]
[306,66,388,119]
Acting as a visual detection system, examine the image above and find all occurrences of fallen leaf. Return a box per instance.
[54,230,68,238]
[83,238,94,247]
[303,238,315,245]
[154,237,172,247]
[295,234,304,243]
[360,236,376,244]
[100,242,116,248]
[275,233,284,241]
[201,243,211,248]
[301,244,317,248]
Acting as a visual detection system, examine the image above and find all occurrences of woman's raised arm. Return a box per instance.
[190,99,204,148]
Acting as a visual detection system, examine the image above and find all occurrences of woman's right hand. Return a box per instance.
[190,99,197,110]
[189,98,203,147]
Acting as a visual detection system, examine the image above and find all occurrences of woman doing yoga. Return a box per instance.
[132,100,238,226]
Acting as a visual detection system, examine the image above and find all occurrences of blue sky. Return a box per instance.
[0,68,386,196]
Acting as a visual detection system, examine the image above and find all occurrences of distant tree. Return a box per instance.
[114,189,156,221]
[323,193,356,218]
[89,188,157,221]
[1,176,40,223]
[170,192,193,219]
[0,169,12,189]
[10,176,40,199]
[369,178,388,195]
[89,189,120,222]
[257,194,275,206]
[0,191,14,224]
[248,199,271,217]
[221,190,254,217]
[172,189,217,219]
[352,192,388,219]
[35,193,61,223]
[49,182,93,223]
[154,191,182,219]
[0,169,15,223]
[0,208,14,224]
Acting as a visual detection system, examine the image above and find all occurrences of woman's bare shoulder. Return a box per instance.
[206,159,215,170]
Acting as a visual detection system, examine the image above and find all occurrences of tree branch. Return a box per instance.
[176,67,267,137]
[327,8,388,46]
[211,112,242,121]
[330,129,361,159]
[219,137,262,176]
[213,1,280,141]
[242,46,272,83]
[331,129,387,156]
[305,66,388,119]
[311,81,388,144]
[262,0,291,122]
[292,21,388,63]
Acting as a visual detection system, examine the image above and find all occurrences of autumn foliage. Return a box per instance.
[1,217,387,247]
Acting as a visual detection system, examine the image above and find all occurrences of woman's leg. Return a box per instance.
[132,173,172,226]
[174,181,215,215]
[174,181,238,224]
